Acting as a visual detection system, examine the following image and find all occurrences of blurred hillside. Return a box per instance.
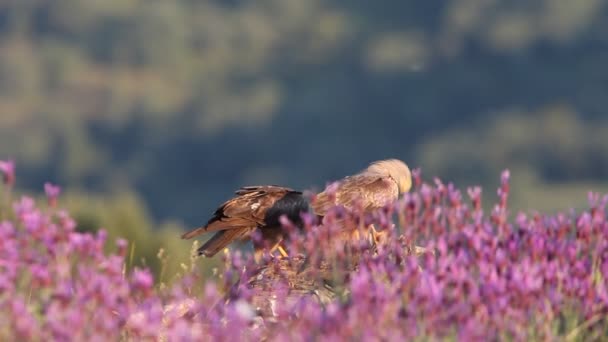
[1,0,608,232]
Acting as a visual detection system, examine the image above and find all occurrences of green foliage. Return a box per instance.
[61,190,221,284]
[416,106,608,213]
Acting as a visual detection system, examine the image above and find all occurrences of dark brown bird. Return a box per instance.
[181,185,310,259]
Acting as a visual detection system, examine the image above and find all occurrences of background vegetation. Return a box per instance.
[1,0,608,277]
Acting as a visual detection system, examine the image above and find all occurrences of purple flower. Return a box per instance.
[57,210,77,232]
[500,169,510,184]
[44,182,61,207]
[10,297,39,339]
[131,268,154,292]
[116,238,128,256]
[0,159,15,186]
[411,168,422,188]
[467,186,482,210]
[31,264,52,287]
[1,162,608,340]
[13,196,35,218]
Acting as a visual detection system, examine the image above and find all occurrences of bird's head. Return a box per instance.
[368,159,412,194]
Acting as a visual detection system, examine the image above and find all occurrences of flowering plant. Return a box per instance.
[0,162,606,341]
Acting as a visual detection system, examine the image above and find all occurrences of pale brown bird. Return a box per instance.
[312,159,412,215]
[311,159,412,242]
[181,186,309,259]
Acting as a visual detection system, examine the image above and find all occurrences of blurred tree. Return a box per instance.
[0,0,607,230]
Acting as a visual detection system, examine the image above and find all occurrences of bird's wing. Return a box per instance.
[312,175,398,216]
[181,186,294,239]
[235,185,296,195]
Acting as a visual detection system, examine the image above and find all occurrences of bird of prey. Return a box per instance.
[312,159,411,215]
[182,159,411,259]
[311,159,412,241]
[181,185,309,259]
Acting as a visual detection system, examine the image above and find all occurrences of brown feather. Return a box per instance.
[311,160,410,240]
[182,185,308,257]
[197,228,255,257]
[181,226,207,240]
[312,174,399,216]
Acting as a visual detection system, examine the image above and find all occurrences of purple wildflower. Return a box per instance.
[0,163,607,340]
[131,268,154,293]
[116,238,128,257]
[44,182,61,207]
[0,159,15,186]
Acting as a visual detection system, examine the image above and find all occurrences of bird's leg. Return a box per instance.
[254,249,282,263]
[267,241,289,259]
[368,224,378,247]
[254,244,279,263]
[253,249,263,263]
[277,245,289,258]
[352,229,361,242]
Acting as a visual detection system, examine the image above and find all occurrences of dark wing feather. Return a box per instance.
[235,185,296,196]
[197,228,255,257]
[183,185,306,257]
[181,186,295,239]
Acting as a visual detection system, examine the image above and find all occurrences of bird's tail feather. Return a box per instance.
[197,229,244,257]
[181,226,206,240]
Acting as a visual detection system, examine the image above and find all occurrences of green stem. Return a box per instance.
[565,314,603,341]
[1,186,11,220]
